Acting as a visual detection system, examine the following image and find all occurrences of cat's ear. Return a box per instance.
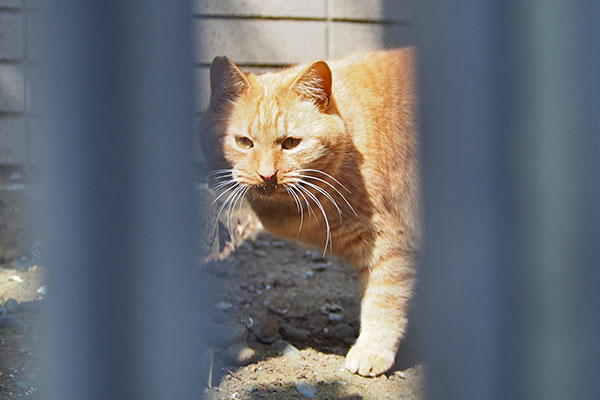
[209,56,250,109]
[291,61,332,110]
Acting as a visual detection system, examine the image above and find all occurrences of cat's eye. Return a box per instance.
[235,136,253,149]
[282,137,301,150]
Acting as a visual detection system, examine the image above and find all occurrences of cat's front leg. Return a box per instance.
[344,254,415,376]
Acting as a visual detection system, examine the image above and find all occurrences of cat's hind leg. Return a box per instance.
[344,253,415,376]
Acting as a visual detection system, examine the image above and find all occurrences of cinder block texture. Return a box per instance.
[0,64,24,112]
[0,117,25,163]
[193,0,325,19]
[0,13,24,60]
[331,0,412,21]
[330,22,414,58]
[0,182,35,262]
[195,19,327,65]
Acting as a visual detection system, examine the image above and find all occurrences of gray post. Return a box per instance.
[416,1,600,399]
[40,1,206,399]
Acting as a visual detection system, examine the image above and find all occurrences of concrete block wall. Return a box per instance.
[193,0,415,111]
[0,0,414,166]
[0,0,35,166]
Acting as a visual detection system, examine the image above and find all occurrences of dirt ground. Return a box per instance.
[0,263,44,399]
[200,206,425,400]
[0,207,424,400]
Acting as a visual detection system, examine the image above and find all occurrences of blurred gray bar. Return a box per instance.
[40,1,205,399]
[417,1,599,399]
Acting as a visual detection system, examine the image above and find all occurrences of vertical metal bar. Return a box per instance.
[416,0,599,399]
[416,1,507,398]
[510,1,600,399]
[40,1,205,399]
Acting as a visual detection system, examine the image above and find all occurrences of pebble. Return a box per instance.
[272,340,301,360]
[320,303,344,315]
[305,270,315,279]
[250,316,279,344]
[395,370,407,379]
[294,381,318,398]
[280,323,311,342]
[305,250,326,262]
[211,309,231,323]
[265,273,285,287]
[0,314,29,331]
[330,324,358,340]
[208,322,247,347]
[4,299,18,313]
[312,263,327,271]
[224,343,256,366]
[215,302,233,311]
[328,312,345,323]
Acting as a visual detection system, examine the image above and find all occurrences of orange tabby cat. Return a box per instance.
[201,48,419,377]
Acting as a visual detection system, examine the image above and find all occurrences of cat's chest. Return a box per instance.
[248,192,350,252]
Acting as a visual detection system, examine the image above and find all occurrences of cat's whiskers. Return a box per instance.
[284,185,304,236]
[208,168,253,243]
[290,184,316,220]
[215,184,247,242]
[297,168,352,194]
[293,178,343,222]
[226,184,248,242]
[210,180,238,205]
[295,173,357,216]
[295,183,332,256]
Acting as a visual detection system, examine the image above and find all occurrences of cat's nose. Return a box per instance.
[258,170,278,185]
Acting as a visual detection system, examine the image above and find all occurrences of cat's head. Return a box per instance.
[202,56,346,198]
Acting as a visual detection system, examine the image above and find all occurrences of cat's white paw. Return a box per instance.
[344,342,395,377]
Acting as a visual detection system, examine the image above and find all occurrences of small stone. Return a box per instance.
[294,381,318,398]
[268,385,277,392]
[312,263,327,271]
[4,299,18,313]
[305,270,315,278]
[320,303,344,315]
[0,315,29,331]
[330,324,358,340]
[328,313,345,323]
[395,370,407,379]
[209,322,247,347]
[272,340,301,360]
[280,323,310,342]
[8,275,24,283]
[224,343,256,366]
[306,250,326,262]
[215,302,233,311]
[212,309,230,323]
[265,273,285,287]
[250,316,279,344]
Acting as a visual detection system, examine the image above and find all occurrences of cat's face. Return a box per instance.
[206,57,345,198]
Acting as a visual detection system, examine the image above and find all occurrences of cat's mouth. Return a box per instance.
[254,182,280,195]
